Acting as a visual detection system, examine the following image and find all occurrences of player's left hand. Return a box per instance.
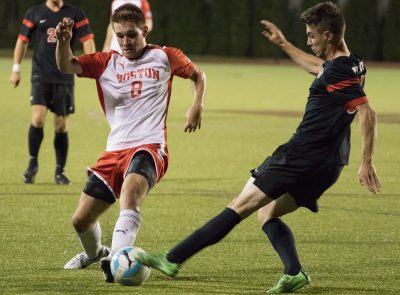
[56,17,74,42]
[358,162,381,194]
[184,106,202,133]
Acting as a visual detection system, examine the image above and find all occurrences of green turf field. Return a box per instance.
[0,57,399,294]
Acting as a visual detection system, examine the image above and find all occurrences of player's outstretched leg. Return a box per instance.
[64,246,110,269]
[135,251,180,277]
[267,270,310,294]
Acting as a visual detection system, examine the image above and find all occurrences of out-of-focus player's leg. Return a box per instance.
[64,192,111,269]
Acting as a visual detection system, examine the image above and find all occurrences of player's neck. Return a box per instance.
[326,40,350,61]
[46,0,64,12]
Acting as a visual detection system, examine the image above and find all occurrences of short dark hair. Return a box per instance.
[111,3,145,28]
[300,1,345,45]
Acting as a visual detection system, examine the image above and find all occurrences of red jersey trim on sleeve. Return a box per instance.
[344,96,368,112]
[327,77,361,93]
[75,18,89,29]
[23,18,34,29]
[80,33,94,42]
[18,34,29,43]
[162,47,195,78]
[141,0,153,19]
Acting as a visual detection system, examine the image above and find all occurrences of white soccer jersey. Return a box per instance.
[76,45,194,151]
[109,0,152,52]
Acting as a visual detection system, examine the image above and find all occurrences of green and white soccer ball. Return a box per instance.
[110,246,151,285]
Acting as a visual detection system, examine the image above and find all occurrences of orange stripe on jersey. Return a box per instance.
[344,96,368,112]
[18,34,29,43]
[79,33,94,42]
[327,77,361,93]
[23,18,34,28]
[75,18,89,28]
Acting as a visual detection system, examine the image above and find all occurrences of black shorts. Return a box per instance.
[251,147,343,212]
[83,152,157,204]
[30,81,74,116]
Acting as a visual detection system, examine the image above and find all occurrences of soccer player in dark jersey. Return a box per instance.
[135,2,381,294]
[9,0,95,185]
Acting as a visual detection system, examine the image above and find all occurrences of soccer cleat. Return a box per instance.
[55,173,71,185]
[135,251,179,277]
[99,256,115,283]
[267,270,310,294]
[64,246,110,269]
[23,167,38,184]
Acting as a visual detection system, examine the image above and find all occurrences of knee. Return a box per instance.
[257,208,274,226]
[120,181,147,210]
[71,213,92,233]
[31,117,45,128]
[55,117,68,133]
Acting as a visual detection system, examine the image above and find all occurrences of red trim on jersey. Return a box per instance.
[79,33,94,42]
[22,18,34,28]
[75,18,89,28]
[327,77,361,93]
[344,96,368,112]
[141,0,152,19]
[95,80,106,115]
[162,47,195,78]
[18,34,29,43]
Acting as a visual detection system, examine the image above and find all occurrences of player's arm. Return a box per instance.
[184,66,206,133]
[260,20,323,76]
[102,22,113,52]
[55,18,82,74]
[82,38,96,54]
[356,102,381,194]
[9,38,28,88]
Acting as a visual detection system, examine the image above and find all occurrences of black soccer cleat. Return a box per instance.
[23,167,38,184]
[100,257,115,283]
[55,173,71,185]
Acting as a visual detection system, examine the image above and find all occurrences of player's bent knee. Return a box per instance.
[71,213,91,233]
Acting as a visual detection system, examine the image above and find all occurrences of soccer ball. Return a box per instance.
[110,246,151,286]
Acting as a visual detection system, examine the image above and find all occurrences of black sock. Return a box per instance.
[54,132,68,174]
[262,218,301,276]
[167,208,242,264]
[28,125,43,169]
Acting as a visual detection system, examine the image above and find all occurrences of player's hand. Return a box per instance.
[260,20,287,46]
[184,106,202,133]
[358,162,381,194]
[56,17,74,42]
[9,71,21,88]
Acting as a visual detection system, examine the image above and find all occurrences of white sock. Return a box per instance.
[77,221,102,260]
[110,209,141,256]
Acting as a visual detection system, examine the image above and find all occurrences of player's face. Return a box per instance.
[113,21,148,59]
[306,24,329,60]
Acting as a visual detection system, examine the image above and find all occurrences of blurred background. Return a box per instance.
[1,0,399,61]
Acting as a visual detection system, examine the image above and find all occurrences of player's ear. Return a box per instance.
[142,25,149,38]
[325,31,333,43]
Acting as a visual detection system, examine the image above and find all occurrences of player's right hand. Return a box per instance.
[9,71,21,88]
[56,17,74,42]
[260,20,287,46]
[358,162,381,194]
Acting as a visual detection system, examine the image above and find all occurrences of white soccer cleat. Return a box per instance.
[64,246,110,269]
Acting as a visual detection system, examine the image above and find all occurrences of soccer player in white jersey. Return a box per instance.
[102,0,153,52]
[56,4,206,283]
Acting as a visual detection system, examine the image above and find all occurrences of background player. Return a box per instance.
[102,0,153,52]
[56,4,206,283]
[136,2,381,294]
[9,0,95,185]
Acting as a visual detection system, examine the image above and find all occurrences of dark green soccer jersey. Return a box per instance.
[19,3,93,84]
[284,54,368,165]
